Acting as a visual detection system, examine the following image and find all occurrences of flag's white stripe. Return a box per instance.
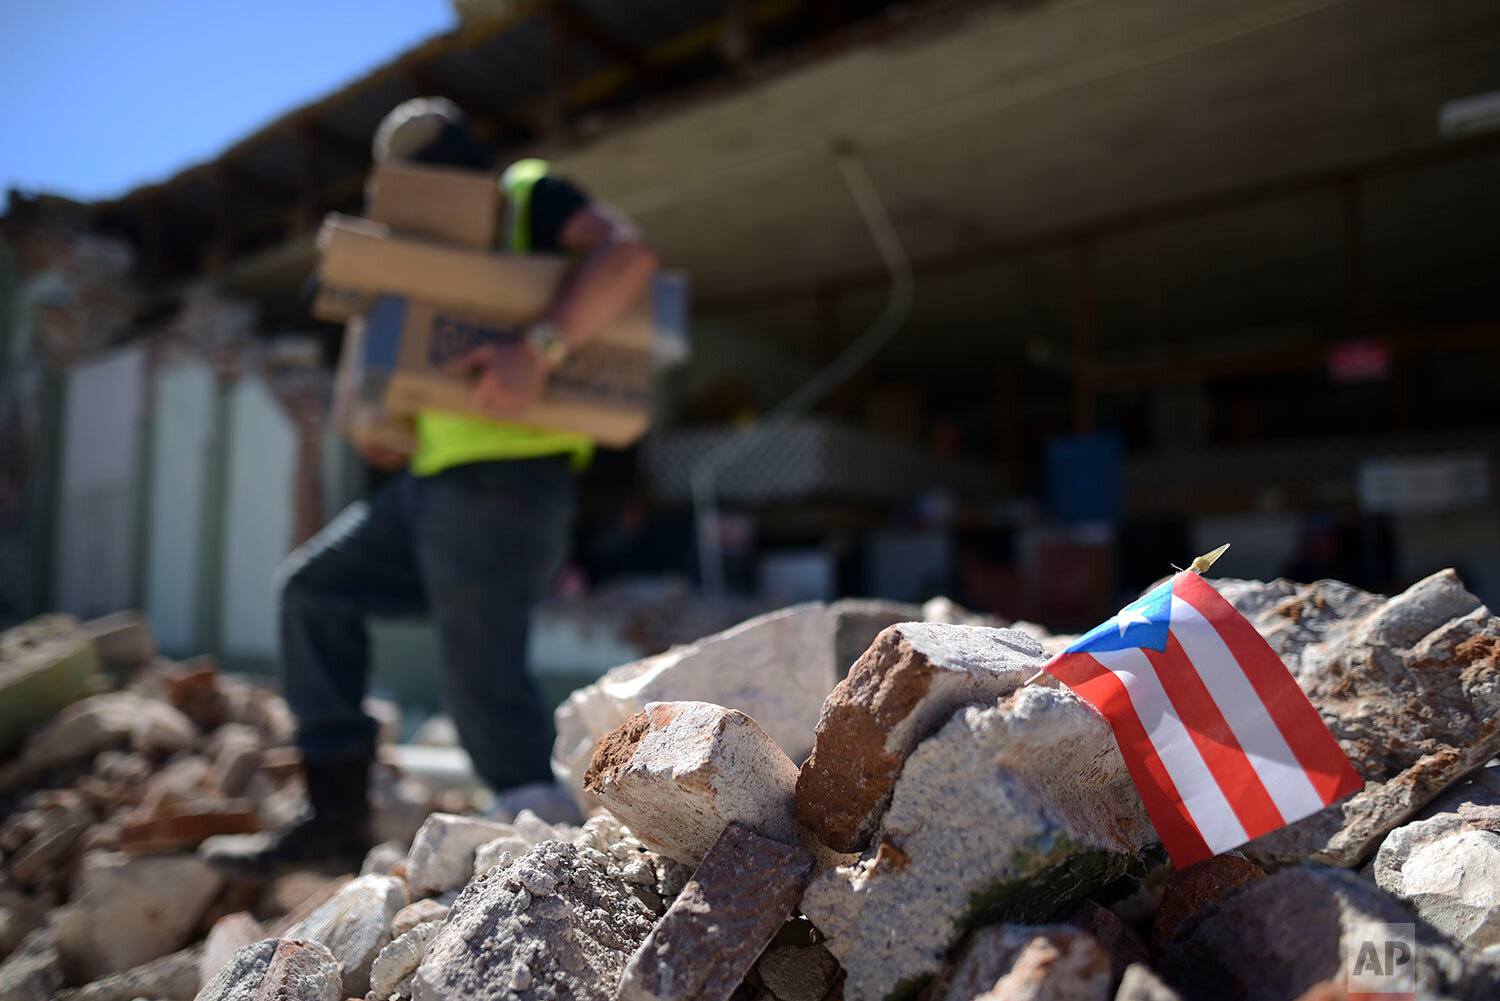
[1168,595,1327,823]
[1093,647,1248,853]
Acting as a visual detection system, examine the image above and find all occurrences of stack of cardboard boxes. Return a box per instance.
[322,163,688,451]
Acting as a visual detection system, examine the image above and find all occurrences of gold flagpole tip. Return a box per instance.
[1189,543,1231,575]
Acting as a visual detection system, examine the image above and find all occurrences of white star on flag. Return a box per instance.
[1116,606,1153,636]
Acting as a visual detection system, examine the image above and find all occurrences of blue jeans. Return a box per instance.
[275,457,575,791]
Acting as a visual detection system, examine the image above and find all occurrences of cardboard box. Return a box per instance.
[313,214,689,364]
[365,163,501,249]
[334,318,418,454]
[361,295,652,447]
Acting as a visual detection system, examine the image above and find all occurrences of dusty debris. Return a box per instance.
[412,841,664,1001]
[367,919,442,1001]
[4,575,1498,1001]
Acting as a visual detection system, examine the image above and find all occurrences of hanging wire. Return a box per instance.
[691,143,915,593]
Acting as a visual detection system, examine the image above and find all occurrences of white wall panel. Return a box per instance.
[55,345,145,618]
[219,379,295,662]
[144,362,215,654]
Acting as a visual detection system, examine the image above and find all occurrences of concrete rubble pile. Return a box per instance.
[3,576,1500,1001]
[0,612,450,1001]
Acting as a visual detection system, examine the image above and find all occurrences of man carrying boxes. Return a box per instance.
[208,97,666,874]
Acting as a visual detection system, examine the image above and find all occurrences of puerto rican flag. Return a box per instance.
[1046,570,1363,866]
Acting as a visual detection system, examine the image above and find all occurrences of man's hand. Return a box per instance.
[454,341,548,419]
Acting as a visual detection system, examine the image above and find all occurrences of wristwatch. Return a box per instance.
[526,321,569,367]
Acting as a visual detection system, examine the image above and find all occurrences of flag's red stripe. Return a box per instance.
[1141,633,1286,839]
[1174,573,1364,805]
[1047,651,1213,866]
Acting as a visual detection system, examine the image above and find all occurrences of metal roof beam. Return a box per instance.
[297,123,371,167]
[554,1,664,91]
[405,65,543,141]
[544,4,573,141]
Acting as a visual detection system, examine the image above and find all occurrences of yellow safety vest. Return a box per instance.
[409,158,594,476]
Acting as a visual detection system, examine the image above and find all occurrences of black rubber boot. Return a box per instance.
[203,755,372,878]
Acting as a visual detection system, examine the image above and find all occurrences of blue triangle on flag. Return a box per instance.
[1065,577,1175,655]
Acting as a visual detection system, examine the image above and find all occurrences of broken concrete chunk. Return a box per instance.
[412,840,664,1001]
[1148,852,1264,955]
[83,612,156,670]
[390,900,450,941]
[796,623,1045,852]
[9,692,145,776]
[262,873,350,935]
[0,890,46,963]
[200,914,264,990]
[367,920,441,1001]
[57,945,202,1001]
[802,686,1156,1001]
[361,839,407,877]
[756,942,842,1001]
[58,851,223,981]
[565,813,693,901]
[1066,901,1149,987]
[404,812,515,898]
[554,604,840,809]
[254,939,341,1001]
[1222,570,1500,867]
[131,699,199,755]
[469,809,577,880]
[192,939,339,1001]
[827,599,922,678]
[1157,866,1500,1001]
[163,663,229,732]
[207,737,261,800]
[585,701,806,866]
[6,813,89,888]
[942,925,1111,1001]
[0,927,62,1001]
[0,619,100,759]
[1374,811,1500,948]
[118,799,259,853]
[473,833,530,877]
[618,822,816,1001]
[191,939,279,1001]
[1112,965,1183,1001]
[284,873,405,998]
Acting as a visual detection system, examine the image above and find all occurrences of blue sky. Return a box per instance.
[0,1,454,202]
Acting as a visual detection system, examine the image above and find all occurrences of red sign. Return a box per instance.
[1328,339,1391,383]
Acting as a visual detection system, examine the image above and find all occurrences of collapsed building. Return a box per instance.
[1,569,1498,999]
